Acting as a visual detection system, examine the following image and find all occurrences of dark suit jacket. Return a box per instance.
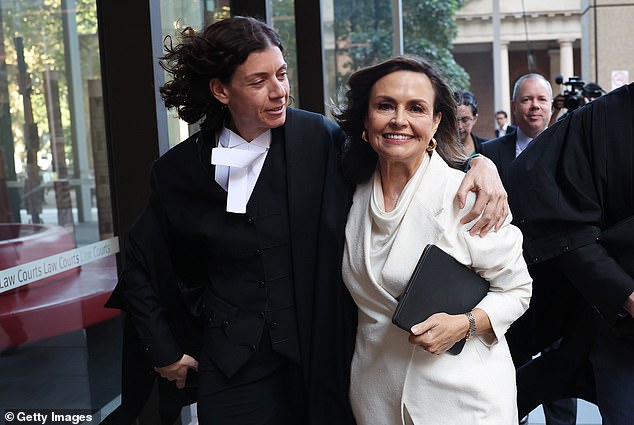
[108,108,357,424]
[472,133,489,154]
[480,132,518,179]
[494,124,517,138]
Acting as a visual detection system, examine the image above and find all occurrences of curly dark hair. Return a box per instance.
[333,55,466,184]
[159,16,284,134]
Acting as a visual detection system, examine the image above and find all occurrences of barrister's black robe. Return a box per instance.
[102,205,200,425]
[504,82,634,415]
[107,108,357,424]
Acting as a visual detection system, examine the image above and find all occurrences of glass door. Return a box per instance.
[0,0,120,419]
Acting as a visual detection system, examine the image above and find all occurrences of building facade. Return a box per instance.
[454,0,634,138]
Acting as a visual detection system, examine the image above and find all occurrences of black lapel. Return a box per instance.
[504,133,518,164]
[283,108,326,365]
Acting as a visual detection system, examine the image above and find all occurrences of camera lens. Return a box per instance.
[564,94,582,111]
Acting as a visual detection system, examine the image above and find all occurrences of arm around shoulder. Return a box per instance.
[456,155,509,236]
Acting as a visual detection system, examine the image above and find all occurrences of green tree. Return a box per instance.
[334,0,469,90]
[333,0,392,88]
[403,0,469,89]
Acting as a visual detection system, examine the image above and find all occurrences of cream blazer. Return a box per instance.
[342,152,532,425]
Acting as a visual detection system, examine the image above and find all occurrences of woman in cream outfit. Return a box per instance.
[335,56,532,425]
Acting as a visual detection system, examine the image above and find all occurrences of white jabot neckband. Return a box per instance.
[211,127,271,213]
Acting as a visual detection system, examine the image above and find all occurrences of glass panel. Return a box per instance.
[159,0,229,149]
[322,0,393,113]
[160,0,206,149]
[0,0,120,419]
[402,1,469,88]
[270,0,299,107]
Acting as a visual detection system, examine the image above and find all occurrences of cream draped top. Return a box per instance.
[343,151,532,425]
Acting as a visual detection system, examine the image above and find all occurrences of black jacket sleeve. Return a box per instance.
[111,160,206,367]
[116,196,185,367]
[558,243,634,325]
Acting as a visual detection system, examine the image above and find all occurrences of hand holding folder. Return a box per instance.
[392,244,489,354]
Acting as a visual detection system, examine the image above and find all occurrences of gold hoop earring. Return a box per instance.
[426,137,437,152]
[362,130,368,142]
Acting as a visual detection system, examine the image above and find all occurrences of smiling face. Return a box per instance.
[210,46,289,141]
[364,70,441,174]
[511,77,552,139]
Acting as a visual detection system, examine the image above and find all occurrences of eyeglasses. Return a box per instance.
[457,116,475,126]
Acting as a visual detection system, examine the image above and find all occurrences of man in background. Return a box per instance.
[494,110,516,138]
[482,74,578,425]
[481,74,552,179]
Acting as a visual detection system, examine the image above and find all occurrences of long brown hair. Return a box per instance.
[334,55,466,183]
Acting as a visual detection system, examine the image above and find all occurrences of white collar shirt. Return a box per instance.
[498,123,509,137]
[515,127,537,158]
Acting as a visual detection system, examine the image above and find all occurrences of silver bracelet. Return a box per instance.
[465,311,476,340]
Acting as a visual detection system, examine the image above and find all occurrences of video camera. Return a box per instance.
[554,75,586,111]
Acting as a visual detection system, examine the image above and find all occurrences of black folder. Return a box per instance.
[392,244,489,355]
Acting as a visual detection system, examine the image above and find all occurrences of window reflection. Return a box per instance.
[0,0,120,417]
[159,0,205,149]
[159,0,234,149]
[323,1,469,111]
[322,0,393,113]
[270,0,299,107]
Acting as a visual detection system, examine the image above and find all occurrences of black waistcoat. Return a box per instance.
[201,130,300,379]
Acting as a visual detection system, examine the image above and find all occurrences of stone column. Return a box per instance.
[558,39,575,80]
[549,48,562,93]
[493,40,511,115]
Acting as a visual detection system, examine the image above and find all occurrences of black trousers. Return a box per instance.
[197,329,306,425]
[590,328,634,425]
[514,295,597,419]
[197,361,305,425]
